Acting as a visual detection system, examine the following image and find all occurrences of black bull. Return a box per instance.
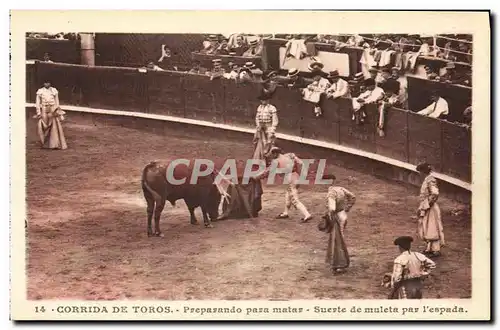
[141,161,222,237]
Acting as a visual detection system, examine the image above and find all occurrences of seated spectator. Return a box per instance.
[43,52,53,63]
[243,38,263,57]
[228,35,248,56]
[436,62,470,86]
[188,60,208,75]
[146,61,164,71]
[352,78,385,124]
[200,35,219,55]
[223,63,239,80]
[417,91,449,119]
[325,70,350,99]
[215,38,230,55]
[208,59,225,80]
[158,45,172,63]
[286,68,307,89]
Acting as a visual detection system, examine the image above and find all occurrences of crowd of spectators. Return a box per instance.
[26,32,81,41]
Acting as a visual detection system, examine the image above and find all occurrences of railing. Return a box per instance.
[26,61,471,184]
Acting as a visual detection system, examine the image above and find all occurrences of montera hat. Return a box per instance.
[394,236,414,249]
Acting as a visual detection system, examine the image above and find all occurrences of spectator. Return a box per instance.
[260,71,279,99]
[201,35,219,55]
[286,68,307,89]
[224,63,240,80]
[390,67,408,109]
[43,52,53,63]
[325,70,350,99]
[417,91,449,119]
[208,59,225,80]
[243,38,263,57]
[158,45,172,63]
[352,78,385,124]
[306,60,330,117]
[215,38,230,55]
[368,67,379,81]
[229,35,248,56]
[188,60,207,75]
[424,65,438,80]
[376,67,391,86]
[381,69,400,95]
[437,62,470,86]
[146,61,164,71]
[308,59,328,79]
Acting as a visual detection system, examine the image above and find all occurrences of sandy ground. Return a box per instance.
[26,114,471,300]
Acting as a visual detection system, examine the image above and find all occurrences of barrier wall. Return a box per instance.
[26,61,472,184]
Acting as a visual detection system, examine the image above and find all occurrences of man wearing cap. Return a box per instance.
[376,67,391,86]
[208,59,226,80]
[415,162,445,258]
[389,236,436,299]
[35,79,68,150]
[318,175,356,274]
[243,38,262,57]
[368,67,380,84]
[352,78,385,124]
[256,146,313,223]
[188,60,208,75]
[286,68,307,89]
[253,93,279,160]
[325,70,350,99]
[417,91,449,119]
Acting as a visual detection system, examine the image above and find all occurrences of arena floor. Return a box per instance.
[26,113,471,300]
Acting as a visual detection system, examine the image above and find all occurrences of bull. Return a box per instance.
[141,161,222,237]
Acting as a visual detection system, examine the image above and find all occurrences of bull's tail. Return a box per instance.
[141,161,164,203]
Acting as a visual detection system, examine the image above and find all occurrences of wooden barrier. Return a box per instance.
[147,70,186,117]
[25,62,472,184]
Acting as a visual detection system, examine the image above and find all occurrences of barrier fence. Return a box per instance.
[27,61,471,183]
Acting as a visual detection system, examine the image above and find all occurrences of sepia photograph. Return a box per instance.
[10,10,490,321]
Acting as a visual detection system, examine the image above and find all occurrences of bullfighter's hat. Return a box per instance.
[416,162,432,173]
[268,146,282,154]
[321,173,336,181]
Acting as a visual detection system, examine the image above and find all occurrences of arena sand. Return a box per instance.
[25,115,471,300]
